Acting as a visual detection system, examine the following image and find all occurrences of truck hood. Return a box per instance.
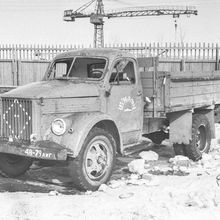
[1,80,100,99]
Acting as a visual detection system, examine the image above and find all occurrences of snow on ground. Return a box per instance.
[1,166,220,220]
[0,124,220,220]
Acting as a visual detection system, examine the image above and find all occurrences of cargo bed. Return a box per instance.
[138,57,220,118]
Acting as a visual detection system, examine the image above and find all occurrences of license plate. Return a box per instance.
[24,148,54,159]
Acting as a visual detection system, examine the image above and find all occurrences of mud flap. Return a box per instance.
[168,110,192,145]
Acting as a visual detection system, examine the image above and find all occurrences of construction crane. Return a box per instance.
[63,0,197,48]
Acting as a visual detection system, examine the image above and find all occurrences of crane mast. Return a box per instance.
[91,0,105,48]
[64,0,198,48]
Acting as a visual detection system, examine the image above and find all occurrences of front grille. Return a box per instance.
[2,98,32,141]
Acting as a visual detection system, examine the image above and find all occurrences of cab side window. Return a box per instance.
[109,59,136,84]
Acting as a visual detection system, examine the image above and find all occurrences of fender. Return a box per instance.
[46,112,122,158]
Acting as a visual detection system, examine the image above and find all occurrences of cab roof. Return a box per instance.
[54,48,135,60]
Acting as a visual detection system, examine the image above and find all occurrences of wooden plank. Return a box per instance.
[137,57,158,68]
[170,93,214,108]
[170,81,193,89]
[158,62,181,72]
[170,87,214,98]
[170,70,220,82]
[19,61,49,86]
[171,80,217,88]
[142,88,153,97]
[192,93,214,103]
[216,43,219,70]
[169,96,194,108]
[141,78,153,88]
[170,86,193,98]
[140,71,153,78]
[202,63,216,71]
[196,84,213,92]
[0,61,13,85]
[186,62,202,72]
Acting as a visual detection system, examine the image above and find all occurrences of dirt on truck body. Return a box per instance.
[0,48,220,191]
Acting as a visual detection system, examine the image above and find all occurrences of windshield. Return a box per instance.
[47,57,107,80]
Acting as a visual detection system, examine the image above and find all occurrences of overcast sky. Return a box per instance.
[0,0,219,46]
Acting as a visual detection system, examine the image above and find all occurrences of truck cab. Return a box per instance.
[0,49,148,190]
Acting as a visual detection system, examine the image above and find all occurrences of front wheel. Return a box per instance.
[184,114,211,161]
[0,153,32,177]
[68,127,116,191]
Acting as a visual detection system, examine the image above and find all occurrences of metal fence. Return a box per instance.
[0,43,219,61]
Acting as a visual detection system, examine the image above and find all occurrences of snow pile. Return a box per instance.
[98,184,109,192]
[127,159,145,175]
[169,155,191,167]
[126,149,220,180]
[147,155,191,176]
[139,150,159,161]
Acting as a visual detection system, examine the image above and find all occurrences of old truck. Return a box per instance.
[0,48,219,190]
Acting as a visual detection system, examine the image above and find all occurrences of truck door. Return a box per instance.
[107,58,143,145]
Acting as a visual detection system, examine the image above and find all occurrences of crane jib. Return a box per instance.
[63,0,198,48]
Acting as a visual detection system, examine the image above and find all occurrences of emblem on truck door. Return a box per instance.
[118,96,136,112]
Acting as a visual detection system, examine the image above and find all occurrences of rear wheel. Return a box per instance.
[68,127,116,191]
[0,153,32,177]
[185,114,211,161]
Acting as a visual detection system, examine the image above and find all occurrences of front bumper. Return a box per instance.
[0,140,73,161]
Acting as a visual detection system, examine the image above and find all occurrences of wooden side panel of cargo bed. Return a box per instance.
[167,71,220,112]
[140,71,166,116]
[140,71,154,98]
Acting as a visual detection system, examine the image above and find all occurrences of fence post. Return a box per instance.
[180,59,185,71]
[11,45,18,86]
[16,60,21,86]
[216,44,219,70]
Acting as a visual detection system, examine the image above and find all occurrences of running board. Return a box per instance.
[122,138,153,156]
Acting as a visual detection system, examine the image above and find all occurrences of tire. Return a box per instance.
[185,114,211,161]
[0,153,32,177]
[68,127,116,191]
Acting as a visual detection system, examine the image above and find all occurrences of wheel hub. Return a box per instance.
[97,155,106,165]
[85,139,110,180]
[196,124,207,152]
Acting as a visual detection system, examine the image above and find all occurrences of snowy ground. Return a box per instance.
[0,125,220,220]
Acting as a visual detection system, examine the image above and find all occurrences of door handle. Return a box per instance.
[137,90,142,96]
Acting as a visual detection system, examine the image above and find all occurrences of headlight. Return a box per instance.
[51,118,66,136]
